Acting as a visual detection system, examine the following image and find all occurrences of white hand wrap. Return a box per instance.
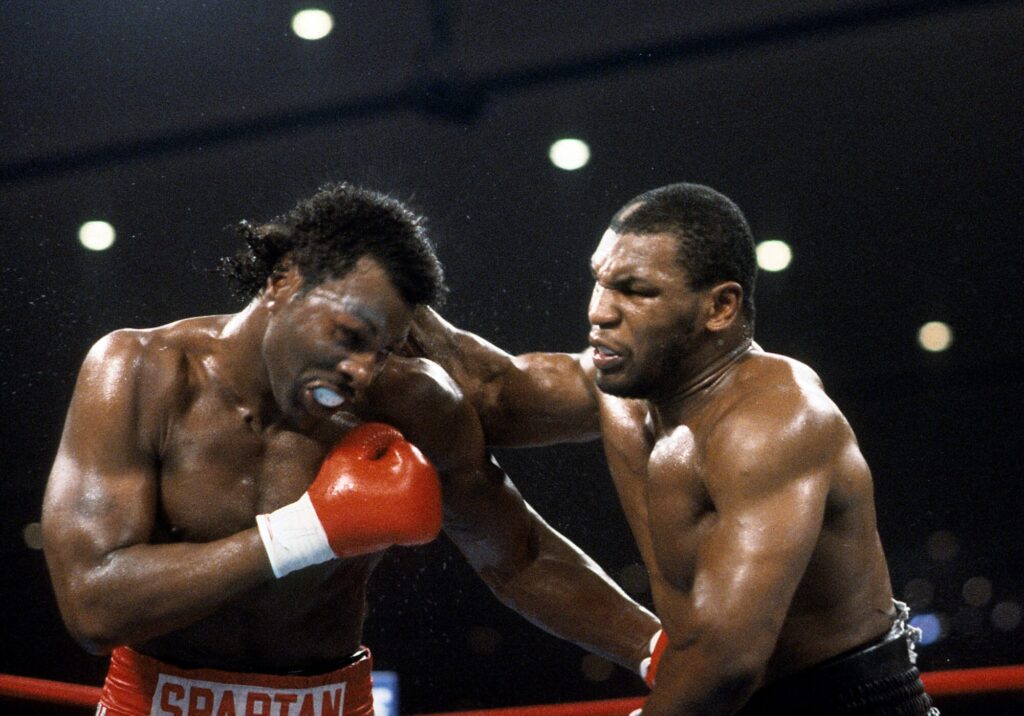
[255,493,335,578]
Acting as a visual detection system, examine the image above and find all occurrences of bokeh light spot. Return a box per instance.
[22,522,43,550]
[292,9,334,40]
[549,138,590,171]
[78,220,116,251]
[756,239,793,272]
[991,601,1022,631]
[909,613,943,645]
[962,576,993,607]
[918,321,954,352]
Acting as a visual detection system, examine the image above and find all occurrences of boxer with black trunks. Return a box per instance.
[410,183,937,715]
[41,183,661,716]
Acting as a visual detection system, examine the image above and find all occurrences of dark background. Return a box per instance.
[2,1,1022,714]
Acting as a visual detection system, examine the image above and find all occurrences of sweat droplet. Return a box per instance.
[313,386,343,407]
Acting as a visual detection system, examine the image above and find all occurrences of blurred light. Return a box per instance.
[909,613,943,646]
[991,601,1022,631]
[755,239,792,272]
[962,576,993,607]
[918,321,953,352]
[291,9,334,40]
[371,671,399,716]
[549,138,590,171]
[618,563,650,596]
[467,625,502,655]
[22,522,43,550]
[926,530,959,561]
[902,578,934,609]
[78,220,116,251]
[581,654,614,682]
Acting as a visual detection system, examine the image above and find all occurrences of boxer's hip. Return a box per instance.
[96,645,374,716]
[738,601,937,715]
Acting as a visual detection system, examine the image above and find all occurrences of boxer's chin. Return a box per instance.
[595,369,635,398]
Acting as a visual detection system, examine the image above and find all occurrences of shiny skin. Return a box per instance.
[411,229,896,715]
[42,256,658,675]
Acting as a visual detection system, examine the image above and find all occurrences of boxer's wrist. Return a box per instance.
[256,494,336,578]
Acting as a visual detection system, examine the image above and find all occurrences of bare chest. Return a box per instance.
[600,401,713,587]
[156,392,326,542]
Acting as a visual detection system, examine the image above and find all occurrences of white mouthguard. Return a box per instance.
[312,386,344,408]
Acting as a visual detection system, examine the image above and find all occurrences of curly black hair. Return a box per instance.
[220,182,446,306]
[610,183,757,322]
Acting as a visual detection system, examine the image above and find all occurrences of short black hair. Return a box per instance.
[611,183,756,321]
[220,182,446,306]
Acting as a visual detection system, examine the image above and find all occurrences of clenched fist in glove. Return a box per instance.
[257,422,443,578]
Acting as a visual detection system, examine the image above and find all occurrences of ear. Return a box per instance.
[703,281,743,333]
[263,265,303,309]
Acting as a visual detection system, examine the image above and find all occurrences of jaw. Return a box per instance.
[594,363,645,398]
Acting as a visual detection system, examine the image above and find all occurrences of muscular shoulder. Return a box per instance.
[75,318,226,444]
[80,327,179,402]
[705,352,852,491]
[364,356,481,472]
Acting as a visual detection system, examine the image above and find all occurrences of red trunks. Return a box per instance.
[95,646,374,716]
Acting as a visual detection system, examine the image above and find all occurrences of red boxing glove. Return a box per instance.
[640,628,669,688]
[257,423,443,577]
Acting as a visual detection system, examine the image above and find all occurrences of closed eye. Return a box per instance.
[335,326,368,351]
[614,280,659,297]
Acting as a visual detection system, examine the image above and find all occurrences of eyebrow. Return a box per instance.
[591,263,648,286]
[309,291,383,336]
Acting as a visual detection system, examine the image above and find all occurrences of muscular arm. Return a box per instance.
[380,358,659,671]
[41,332,273,654]
[644,395,841,715]
[407,306,602,446]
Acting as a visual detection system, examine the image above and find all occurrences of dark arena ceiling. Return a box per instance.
[1,1,1022,714]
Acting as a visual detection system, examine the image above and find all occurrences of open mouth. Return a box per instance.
[590,340,626,371]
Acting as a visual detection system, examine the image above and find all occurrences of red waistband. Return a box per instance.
[97,646,374,716]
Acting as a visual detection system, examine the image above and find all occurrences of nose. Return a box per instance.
[588,284,619,328]
[337,351,380,390]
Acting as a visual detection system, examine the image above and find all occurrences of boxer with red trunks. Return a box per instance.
[97,646,373,716]
[41,183,661,715]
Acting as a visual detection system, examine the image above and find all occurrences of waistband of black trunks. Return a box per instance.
[737,631,933,715]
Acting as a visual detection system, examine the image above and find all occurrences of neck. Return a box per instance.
[649,335,753,432]
[211,300,275,407]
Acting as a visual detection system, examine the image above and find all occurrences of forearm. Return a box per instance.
[409,308,600,445]
[55,529,272,652]
[484,522,659,671]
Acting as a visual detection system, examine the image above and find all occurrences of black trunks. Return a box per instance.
[736,631,935,715]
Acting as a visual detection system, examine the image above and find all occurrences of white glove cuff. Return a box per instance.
[638,628,664,680]
[256,493,335,578]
